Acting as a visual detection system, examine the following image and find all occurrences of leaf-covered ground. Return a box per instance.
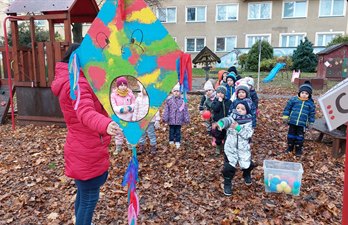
[0,93,344,225]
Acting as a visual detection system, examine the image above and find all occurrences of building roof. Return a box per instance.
[192,46,221,65]
[6,0,99,23]
[317,42,348,55]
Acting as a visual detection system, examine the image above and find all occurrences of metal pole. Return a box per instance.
[3,16,22,130]
[257,39,261,91]
[343,123,348,225]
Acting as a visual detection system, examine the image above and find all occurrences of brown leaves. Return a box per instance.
[0,96,344,224]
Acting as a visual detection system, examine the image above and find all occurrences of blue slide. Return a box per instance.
[263,63,286,83]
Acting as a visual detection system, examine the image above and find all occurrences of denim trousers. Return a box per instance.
[74,171,108,225]
[169,125,181,142]
[139,122,157,146]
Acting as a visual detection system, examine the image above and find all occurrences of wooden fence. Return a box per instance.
[0,41,70,87]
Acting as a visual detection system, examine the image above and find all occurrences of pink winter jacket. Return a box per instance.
[111,89,135,121]
[51,62,112,181]
[132,94,160,122]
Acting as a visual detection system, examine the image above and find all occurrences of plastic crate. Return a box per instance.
[263,160,304,196]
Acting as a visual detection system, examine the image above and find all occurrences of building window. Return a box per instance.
[216,4,238,21]
[280,33,305,47]
[246,35,271,48]
[216,37,237,52]
[186,37,205,52]
[248,2,271,20]
[316,32,344,46]
[186,6,206,22]
[319,0,345,17]
[157,7,177,23]
[283,0,307,18]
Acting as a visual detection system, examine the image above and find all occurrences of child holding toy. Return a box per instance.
[199,80,216,135]
[216,100,254,196]
[282,81,316,156]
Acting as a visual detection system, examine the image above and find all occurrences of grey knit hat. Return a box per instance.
[236,84,250,98]
[216,85,227,95]
[299,81,312,96]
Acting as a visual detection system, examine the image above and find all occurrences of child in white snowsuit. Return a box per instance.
[217,100,254,196]
[132,83,160,154]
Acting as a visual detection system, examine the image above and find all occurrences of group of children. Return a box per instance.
[111,69,316,197]
[199,67,315,196]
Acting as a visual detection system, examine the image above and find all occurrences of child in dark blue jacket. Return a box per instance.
[282,81,316,156]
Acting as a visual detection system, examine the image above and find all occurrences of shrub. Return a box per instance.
[246,40,273,71]
[291,37,317,72]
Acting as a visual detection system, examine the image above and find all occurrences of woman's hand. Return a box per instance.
[107,121,122,136]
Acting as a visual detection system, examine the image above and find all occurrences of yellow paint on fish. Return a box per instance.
[108,26,122,56]
[128,8,157,24]
[137,69,161,85]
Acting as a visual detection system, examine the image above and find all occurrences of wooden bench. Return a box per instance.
[312,118,346,158]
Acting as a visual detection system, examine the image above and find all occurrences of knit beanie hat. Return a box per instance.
[235,100,251,115]
[216,85,227,95]
[172,82,180,92]
[227,66,238,76]
[203,80,214,91]
[298,80,313,96]
[236,84,250,98]
[116,77,128,87]
[226,72,237,82]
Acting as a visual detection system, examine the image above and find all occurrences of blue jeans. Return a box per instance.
[139,122,157,146]
[169,125,181,142]
[74,171,108,225]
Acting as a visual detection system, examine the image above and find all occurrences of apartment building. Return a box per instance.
[156,0,348,57]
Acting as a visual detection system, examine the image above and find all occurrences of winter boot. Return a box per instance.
[215,145,223,156]
[137,145,145,155]
[175,142,181,149]
[150,145,157,154]
[223,177,232,196]
[285,139,295,153]
[295,144,303,156]
[242,163,254,185]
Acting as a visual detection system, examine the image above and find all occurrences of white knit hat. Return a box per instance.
[203,80,214,91]
[172,82,180,92]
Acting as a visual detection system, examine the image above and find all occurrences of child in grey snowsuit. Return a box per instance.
[162,83,190,149]
[199,80,216,135]
[282,81,316,156]
[217,100,254,196]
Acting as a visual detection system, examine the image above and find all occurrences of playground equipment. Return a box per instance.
[1,0,99,125]
[263,63,286,83]
[291,70,301,83]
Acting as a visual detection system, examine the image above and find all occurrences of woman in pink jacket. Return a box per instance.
[51,43,121,225]
[110,76,135,154]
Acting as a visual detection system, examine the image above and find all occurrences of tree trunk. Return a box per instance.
[72,23,83,43]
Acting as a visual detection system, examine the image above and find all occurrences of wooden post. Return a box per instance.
[48,19,55,42]
[64,14,72,43]
[29,17,38,87]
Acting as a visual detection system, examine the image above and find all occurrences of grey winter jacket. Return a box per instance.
[218,116,254,169]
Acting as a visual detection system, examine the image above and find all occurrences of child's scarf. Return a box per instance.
[117,88,129,97]
[231,109,252,125]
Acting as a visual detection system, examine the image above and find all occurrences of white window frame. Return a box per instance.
[185,37,206,52]
[247,2,272,20]
[315,31,344,46]
[156,7,177,23]
[279,33,306,47]
[245,34,271,48]
[186,5,207,23]
[282,0,308,19]
[215,36,237,52]
[216,4,239,22]
[319,0,346,17]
